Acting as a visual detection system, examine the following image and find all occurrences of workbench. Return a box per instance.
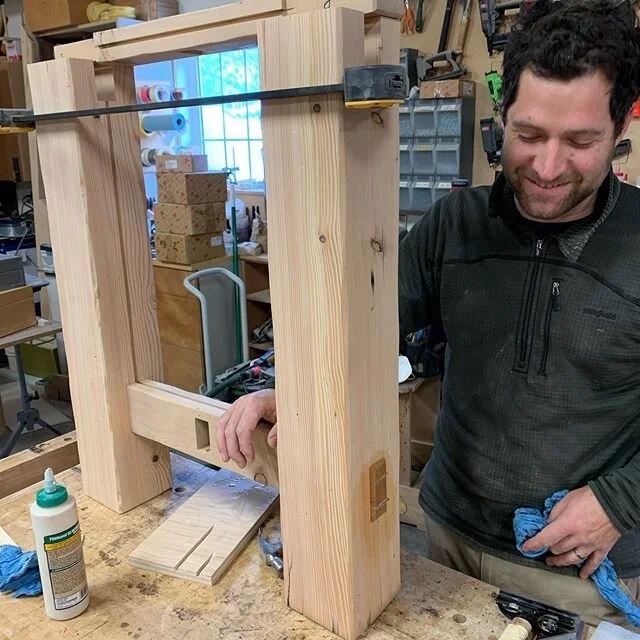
[0,454,513,640]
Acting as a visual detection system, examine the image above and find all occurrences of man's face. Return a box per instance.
[502,68,628,223]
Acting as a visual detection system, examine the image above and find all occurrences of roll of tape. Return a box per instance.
[172,87,185,101]
[149,84,170,103]
[139,117,152,138]
[139,86,152,103]
[141,113,186,134]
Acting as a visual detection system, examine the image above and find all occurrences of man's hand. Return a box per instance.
[522,486,621,579]
[216,389,278,469]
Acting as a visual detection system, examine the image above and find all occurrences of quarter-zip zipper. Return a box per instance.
[517,238,544,368]
[539,280,560,375]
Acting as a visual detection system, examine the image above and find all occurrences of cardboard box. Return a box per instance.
[24,0,89,33]
[420,79,476,100]
[156,154,209,174]
[0,286,36,338]
[36,374,72,402]
[157,172,227,204]
[155,202,226,235]
[156,232,225,265]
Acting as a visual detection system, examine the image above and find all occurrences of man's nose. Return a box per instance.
[530,140,567,183]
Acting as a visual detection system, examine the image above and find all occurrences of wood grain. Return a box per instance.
[0,459,522,640]
[0,432,79,500]
[28,58,170,513]
[259,8,400,639]
[107,64,165,384]
[128,381,279,488]
[129,469,278,584]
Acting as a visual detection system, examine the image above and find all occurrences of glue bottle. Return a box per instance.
[30,468,90,620]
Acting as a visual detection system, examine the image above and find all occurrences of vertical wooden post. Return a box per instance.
[28,58,170,513]
[104,64,164,382]
[259,8,400,639]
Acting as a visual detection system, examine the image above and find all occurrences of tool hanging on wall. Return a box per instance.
[401,0,416,35]
[0,65,408,133]
[415,0,425,32]
[479,0,530,55]
[485,69,503,108]
[416,0,469,82]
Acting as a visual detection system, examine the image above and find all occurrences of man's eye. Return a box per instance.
[569,140,594,149]
[518,135,540,143]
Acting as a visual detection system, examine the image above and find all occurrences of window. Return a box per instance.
[198,47,264,187]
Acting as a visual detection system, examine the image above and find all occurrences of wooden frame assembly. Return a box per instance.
[28,2,402,638]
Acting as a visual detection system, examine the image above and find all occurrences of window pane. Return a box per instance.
[226,141,250,181]
[201,104,224,139]
[220,50,247,95]
[245,48,260,92]
[198,53,222,96]
[249,141,264,182]
[205,141,227,170]
[247,100,262,139]
[223,103,249,139]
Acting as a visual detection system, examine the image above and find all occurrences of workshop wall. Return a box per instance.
[401,1,495,187]
[401,1,640,188]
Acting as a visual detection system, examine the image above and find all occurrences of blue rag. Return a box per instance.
[514,490,640,627]
[0,544,42,597]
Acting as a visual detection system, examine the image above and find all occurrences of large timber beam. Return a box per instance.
[28,58,171,513]
[53,0,402,64]
[128,381,279,488]
[258,7,400,640]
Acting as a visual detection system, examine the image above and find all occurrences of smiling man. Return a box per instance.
[216,0,640,627]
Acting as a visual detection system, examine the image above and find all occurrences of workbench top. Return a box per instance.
[0,455,513,640]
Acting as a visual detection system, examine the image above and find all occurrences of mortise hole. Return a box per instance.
[64,437,72,442]
[195,418,210,449]
[174,486,185,493]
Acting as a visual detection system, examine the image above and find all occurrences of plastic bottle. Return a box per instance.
[30,468,90,621]
[225,189,249,243]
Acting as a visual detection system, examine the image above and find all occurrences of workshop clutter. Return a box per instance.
[0,286,36,339]
[155,155,227,265]
[86,0,135,22]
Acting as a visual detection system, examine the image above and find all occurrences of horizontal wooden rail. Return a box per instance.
[128,380,279,488]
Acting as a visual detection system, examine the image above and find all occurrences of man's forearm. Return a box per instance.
[589,452,640,534]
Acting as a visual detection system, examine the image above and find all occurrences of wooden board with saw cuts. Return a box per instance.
[128,469,279,584]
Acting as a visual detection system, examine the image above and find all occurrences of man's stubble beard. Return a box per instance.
[501,146,614,223]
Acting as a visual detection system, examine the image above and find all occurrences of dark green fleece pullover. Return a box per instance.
[399,172,640,577]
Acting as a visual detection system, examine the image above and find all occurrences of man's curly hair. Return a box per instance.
[501,0,640,137]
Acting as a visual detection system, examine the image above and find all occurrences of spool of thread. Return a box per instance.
[172,87,185,101]
[141,113,186,134]
[148,84,170,103]
[497,618,532,640]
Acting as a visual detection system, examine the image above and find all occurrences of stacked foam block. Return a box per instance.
[155,154,227,265]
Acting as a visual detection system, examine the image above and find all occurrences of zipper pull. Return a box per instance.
[552,280,560,311]
[536,239,543,257]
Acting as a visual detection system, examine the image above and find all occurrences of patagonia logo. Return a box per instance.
[582,307,617,321]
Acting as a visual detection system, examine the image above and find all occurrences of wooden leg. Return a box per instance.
[259,8,400,639]
[28,58,170,513]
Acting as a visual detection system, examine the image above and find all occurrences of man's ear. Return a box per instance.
[616,109,633,145]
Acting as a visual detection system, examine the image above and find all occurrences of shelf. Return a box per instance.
[249,341,273,352]
[246,289,270,304]
[33,17,139,41]
[240,254,269,264]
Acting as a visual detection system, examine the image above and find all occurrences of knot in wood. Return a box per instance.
[370,238,383,253]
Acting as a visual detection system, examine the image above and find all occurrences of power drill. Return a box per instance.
[485,70,503,108]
